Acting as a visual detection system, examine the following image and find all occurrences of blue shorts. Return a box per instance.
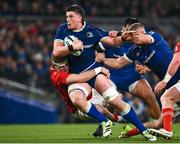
[87,76,97,87]
[110,71,143,92]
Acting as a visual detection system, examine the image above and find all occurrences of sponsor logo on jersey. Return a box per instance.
[113,54,120,58]
[144,50,156,64]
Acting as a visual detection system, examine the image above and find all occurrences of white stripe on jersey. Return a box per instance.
[84,44,93,48]
[123,53,133,63]
[82,61,97,72]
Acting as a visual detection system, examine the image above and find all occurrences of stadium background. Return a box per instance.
[0,0,180,124]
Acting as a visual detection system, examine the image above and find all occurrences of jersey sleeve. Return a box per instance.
[59,71,70,84]
[94,27,109,41]
[147,31,161,44]
[54,24,67,42]
[124,47,135,62]
[51,69,70,86]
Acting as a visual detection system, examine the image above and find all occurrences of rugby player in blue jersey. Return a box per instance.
[93,18,160,137]
[101,18,160,119]
[96,23,180,139]
[96,23,180,90]
[52,5,156,141]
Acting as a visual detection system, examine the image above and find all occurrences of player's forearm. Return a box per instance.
[53,46,70,57]
[66,68,102,84]
[104,57,130,69]
[103,58,122,68]
[112,36,124,46]
[74,69,97,83]
[133,35,153,45]
[166,58,179,77]
[163,56,180,83]
[101,36,123,46]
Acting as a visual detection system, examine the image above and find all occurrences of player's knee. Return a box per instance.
[69,93,85,108]
[160,94,166,104]
[102,87,120,101]
[160,92,173,106]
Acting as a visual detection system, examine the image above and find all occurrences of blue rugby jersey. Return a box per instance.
[124,31,180,88]
[55,22,108,74]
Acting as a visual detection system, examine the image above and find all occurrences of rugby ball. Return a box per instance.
[64,35,83,56]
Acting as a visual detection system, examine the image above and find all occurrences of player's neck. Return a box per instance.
[73,22,86,32]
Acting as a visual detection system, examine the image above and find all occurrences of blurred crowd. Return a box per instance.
[0,0,180,17]
[0,0,180,122]
[0,18,56,92]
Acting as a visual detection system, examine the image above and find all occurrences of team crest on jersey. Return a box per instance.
[86,32,94,38]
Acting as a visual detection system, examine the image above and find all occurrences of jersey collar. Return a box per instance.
[73,22,86,32]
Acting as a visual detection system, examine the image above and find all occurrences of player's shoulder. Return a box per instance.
[57,22,68,30]
[146,31,158,36]
[85,22,105,32]
[85,22,96,29]
[147,31,163,42]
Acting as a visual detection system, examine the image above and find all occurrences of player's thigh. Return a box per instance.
[95,74,114,93]
[130,79,155,100]
[90,89,107,107]
[68,82,92,102]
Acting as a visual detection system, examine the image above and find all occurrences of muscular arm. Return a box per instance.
[154,52,180,93]
[166,52,180,77]
[53,41,70,58]
[66,67,109,84]
[132,33,154,45]
[100,36,124,46]
[103,56,132,69]
[53,39,83,58]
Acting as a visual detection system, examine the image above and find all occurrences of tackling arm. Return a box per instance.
[154,44,180,94]
[163,52,180,83]
[66,67,109,84]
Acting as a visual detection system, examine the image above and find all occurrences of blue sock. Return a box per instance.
[122,107,146,133]
[86,103,108,123]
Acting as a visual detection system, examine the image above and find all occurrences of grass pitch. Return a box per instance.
[0,123,180,143]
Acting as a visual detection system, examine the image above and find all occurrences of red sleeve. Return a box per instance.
[50,69,70,86]
[175,42,180,53]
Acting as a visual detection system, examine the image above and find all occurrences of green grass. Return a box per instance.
[0,123,180,143]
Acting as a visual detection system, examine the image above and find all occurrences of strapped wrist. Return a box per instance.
[163,73,172,83]
[68,45,74,52]
[94,67,102,75]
